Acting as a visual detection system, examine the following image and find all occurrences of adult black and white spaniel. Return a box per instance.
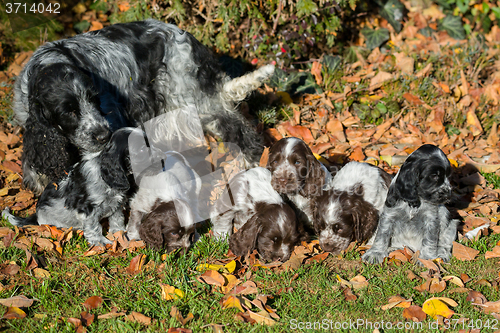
[2,127,139,245]
[362,144,459,264]
[211,167,305,261]
[14,19,274,194]
[127,151,201,252]
[312,162,392,253]
[266,137,333,226]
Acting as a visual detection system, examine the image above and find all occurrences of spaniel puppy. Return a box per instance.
[312,162,392,253]
[267,137,333,226]
[15,19,274,193]
[362,144,459,264]
[2,128,138,245]
[138,200,196,253]
[211,167,304,261]
[127,151,201,252]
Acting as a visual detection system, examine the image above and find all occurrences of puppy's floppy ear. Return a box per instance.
[229,214,263,257]
[139,214,165,250]
[352,202,379,243]
[100,148,130,191]
[301,151,325,197]
[385,159,421,208]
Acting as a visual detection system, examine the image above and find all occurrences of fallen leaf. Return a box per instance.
[222,295,244,312]
[83,245,106,256]
[452,242,479,261]
[117,1,130,12]
[0,295,35,308]
[304,252,329,265]
[167,328,192,333]
[2,307,26,320]
[349,146,365,162]
[259,148,269,167]
[311,61,322,85]
[466,291,487,304]
[126,311,151,325]
[89,21,103,32]
[485,245,500,259]
[417,258,440,271]
[326,118,346,142]
[370,71,393,89]
[126,254,146,275]
[82,296,103,310]
[220,274,241,294]
[247,309,276,326]
[170,306,194,326]
[402,305,426,322]
[160,284,184,301]
[443,276,464,288]
[349,275,369,290]
[343,287,357,301]
[80,311,94,326]
[403,93,424,105]
[98,307,126,320]
[1,263,20,276]
[197,269,226,287]
[33,268,50,278]
[422,298,455,319]
[475,300,500,314]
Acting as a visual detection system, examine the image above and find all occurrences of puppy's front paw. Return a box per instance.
[87,236,113,246]
[437,250,452,263]
[361,250,388,264]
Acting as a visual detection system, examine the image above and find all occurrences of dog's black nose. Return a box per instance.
[94,128,111,143]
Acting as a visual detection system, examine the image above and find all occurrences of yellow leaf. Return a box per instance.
[223,260,236,274]
[313,153,330,166]
[422,298,455,319]
[336,275,352,288]
[443,276,464,288]
[247,309,276,326]
[220,274,241,294]
[222,295,244,312]
[196,263,223,271]
[33,268,50,278]
[276,91,293,105]
[2,307,26,319]
[448,158,458,168]
[159,284,184,301]
[0,187,8,196]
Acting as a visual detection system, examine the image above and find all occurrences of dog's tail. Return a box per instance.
[2,208,38,227]
[222,64,275,102]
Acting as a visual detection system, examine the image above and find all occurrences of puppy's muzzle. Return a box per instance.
[93,127,112,144]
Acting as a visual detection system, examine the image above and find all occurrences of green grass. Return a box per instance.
[0,210,499,332]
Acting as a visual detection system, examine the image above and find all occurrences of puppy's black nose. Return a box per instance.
[320,242,335,253]
[94,128,111,143]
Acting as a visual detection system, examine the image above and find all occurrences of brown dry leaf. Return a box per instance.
[126,311,151,325]
[370,71,393,89]
[229,281,258,295]
[83,245,106,256]
[89,21,103,32]
[83,296,103,310]
[221,295,244,312]
[126,254,146,275]
[167,328,193,333]
[311,61,322,85]
[98,307,126,320]
[485,245,500,259]
[373,120,393,141]
[0,295,35,308]
[2,307,26,320]
[201,324,225,333]
[466,291,487,304]
[80,311,95,326]
[402,305,426,322]
[34,237,55,251]
[170,306,194,326]
[475,300,500,314]
[197,269,226,287]
[2,160,22,173]
[466,109,483,136]
[247,309,276,326]
[407,270,418,281]
[417,258,440,271]
[452,242,479,261]
[33,268,50,278]
[349,146,365,162]
[343,287,357,301]
[349,275,369,290]
[281,123,315,144]
[443,276,464,288]
[326,118,346,142]
[403,93,424,105]
[429,278,446,293]
[304,252,329,265]
[259,147,269,167]
[394,53,414,74]
[380,296,412,310]
[234,311,257,324]
[460,273,471,284]
[1,263,20,276]
[220,274,241,294]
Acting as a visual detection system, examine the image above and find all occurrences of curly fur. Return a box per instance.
[2,128,138,245]
[362,144,459,264]
[14,19,274,193]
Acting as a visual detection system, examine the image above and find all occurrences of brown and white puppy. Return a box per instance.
[211,167,305,261]
[313,162,392,253]
[138,200,196,252]
[267,137,333,226]
[229,202,303,262]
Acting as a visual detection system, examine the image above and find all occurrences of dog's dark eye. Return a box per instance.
[431,174,440,181]
[294,160,302,165]
[332,225,340,233]
[273,236,278,243]
[271,160,278,165]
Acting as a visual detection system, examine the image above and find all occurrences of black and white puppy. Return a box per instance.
[127,151,201,252]
[211,167,304,261]
[2,128,138,245]
[312,162,392,253]
[362,144,459,264]
[267,137,333,226]
[15,19,274,194]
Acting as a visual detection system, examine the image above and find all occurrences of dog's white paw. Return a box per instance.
[361,250,388,264]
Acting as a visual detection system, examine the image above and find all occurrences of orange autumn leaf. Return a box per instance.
[126,254,146,275]
[89,21,103,32]
[170,306,194,325]
[126,311,151,325]
[311,61,322,85]
[349,146,365,162]
[117,1,130,12]
[485,245,500,259]
[197,269,226,287]
[326,118,346,142]
[452,242,479,261]
[83,296,103,310]
[160,284,184,300]
[281,122,315,144]
[402,305,426,322]
[259,147,269,167]
[222,295,244,312]
[403,92,424,105]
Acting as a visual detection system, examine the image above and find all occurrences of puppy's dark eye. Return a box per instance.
[273,236,278,242]
[332,225,340,233]
[272,160,278,165]
[294,160,302,165]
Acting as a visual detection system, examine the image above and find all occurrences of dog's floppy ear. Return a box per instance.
[353,202,379,243]
[385,158,421,208]
[138,214,165,250]
[301,152,325,197]
[229,214,263,257]
[100,147,130,191]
